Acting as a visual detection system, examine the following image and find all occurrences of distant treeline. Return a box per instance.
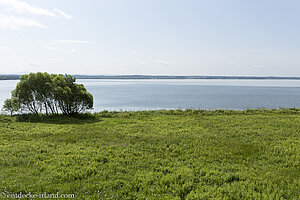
[1,74,300,80]
[0,75,21,80]
[74,75,300,80]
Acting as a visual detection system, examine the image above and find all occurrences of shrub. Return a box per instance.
[5,72,93,115]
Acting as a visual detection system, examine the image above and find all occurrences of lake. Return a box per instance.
[1,79,300,112]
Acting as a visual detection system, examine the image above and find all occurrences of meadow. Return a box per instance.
[0,109,299,199]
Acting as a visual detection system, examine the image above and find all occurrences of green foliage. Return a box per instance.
[1,98,20,115]
[0,109,299,199]
[52,74,93,115]
[15,113,99,124]
[7,72,93,115]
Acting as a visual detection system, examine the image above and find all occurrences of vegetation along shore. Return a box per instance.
[0,109,299,199]
[1,74,300,80]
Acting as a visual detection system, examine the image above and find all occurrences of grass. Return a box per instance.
[0,109,299,199]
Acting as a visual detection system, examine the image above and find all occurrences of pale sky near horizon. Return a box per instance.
[0,0,300,76]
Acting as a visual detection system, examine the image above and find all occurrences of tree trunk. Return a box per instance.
[44,103,48,115]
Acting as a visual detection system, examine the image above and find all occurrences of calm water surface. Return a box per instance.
[1,79,300,112]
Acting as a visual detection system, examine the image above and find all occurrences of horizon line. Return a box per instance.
[1,74,300,80]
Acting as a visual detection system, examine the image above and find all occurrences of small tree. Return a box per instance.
[53,74,93,115]
[4,72,93,115]
[2,98,20,115]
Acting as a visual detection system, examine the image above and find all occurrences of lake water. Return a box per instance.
[1,79,300,112]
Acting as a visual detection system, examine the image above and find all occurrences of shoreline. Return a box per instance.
[1,75,300,81]
[1,108,300,118]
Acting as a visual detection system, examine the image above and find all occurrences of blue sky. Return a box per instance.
[0,0,300,76]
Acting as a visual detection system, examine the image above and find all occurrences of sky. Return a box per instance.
[0,0,300,76]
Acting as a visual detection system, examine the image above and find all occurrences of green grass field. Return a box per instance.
[0,109,299,199]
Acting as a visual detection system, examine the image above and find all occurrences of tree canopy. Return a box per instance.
[2,72,93,115]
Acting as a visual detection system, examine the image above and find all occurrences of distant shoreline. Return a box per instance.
[1,74,300,80]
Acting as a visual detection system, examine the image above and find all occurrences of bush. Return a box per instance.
[4,72,93,115]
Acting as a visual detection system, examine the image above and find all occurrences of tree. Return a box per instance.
[2,98,20,115]
[4,72,93,115]
[12,73,47,114]
[52,74,93,115]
